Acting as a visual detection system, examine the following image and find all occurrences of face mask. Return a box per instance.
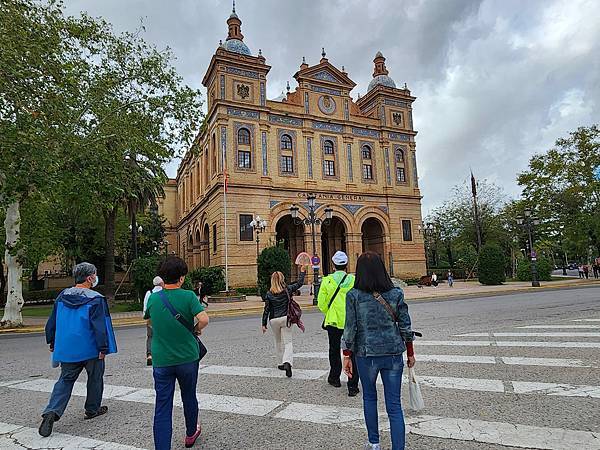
[92,275,99,288]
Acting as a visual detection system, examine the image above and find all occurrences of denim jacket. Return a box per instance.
[343,287,413,357]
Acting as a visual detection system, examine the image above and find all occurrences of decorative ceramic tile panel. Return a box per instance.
[384,147,391,185]
[412,152,419,187]
[269,200,280,208]
[220,126,227,170]
[346,143,353,182]
[378,205,389,214]
[227,107,260,119]
[261,131,268,176]
[352,127,380,138]
[268,114,303,127]
[342,204,362,215]
[226,66,259,79]
[310,84,342,96]
[220,75,225,99]
[384,99,409,108]
[307,137,313,179]
[344,99,349,121]
[260,82,266,106]
[304,92,309,114]
[313,70,338,83]
[388,132,411,142]
[313,121,344,133]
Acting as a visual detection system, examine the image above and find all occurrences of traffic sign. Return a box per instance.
[311,255,320,266]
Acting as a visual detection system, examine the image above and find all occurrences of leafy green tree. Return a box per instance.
[257,245,292,298]
[188,267,226,297]
[0,0,100,326]
[518,125,600,259]
[132,255,163,300]
[478,244,506,285]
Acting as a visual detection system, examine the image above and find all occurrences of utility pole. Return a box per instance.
[471,170,483,252]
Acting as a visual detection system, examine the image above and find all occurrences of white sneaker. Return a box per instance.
[364,443,381,450]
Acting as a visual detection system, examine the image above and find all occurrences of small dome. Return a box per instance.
[229,11,239,20]
[368,74,396,91]
[272,91,286,102]
[375,51,384,58]
[224,39,251,56]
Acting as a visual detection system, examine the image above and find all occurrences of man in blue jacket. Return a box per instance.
[39,262,117,437]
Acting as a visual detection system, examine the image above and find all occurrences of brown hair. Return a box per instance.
[270,271,287,294]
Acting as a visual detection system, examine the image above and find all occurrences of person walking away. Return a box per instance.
[143,276,164,366]
[583,264,589,279]
[145,256,209,450]
[317,251,360,396]
[343,251,416,450]
[594,261,600,279]
[578,264,585,279]
[261,266,306,377]
[39,262,117,437]
[431,272,438,287]
[447,270,454,287]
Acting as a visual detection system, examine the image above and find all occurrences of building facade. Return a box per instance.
[170,6,426,287]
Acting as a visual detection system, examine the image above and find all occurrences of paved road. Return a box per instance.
[1,286,600,449]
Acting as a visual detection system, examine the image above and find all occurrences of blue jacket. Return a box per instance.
[343,287,413,357]
[45,287,117,363]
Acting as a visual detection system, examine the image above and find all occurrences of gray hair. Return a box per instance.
[73,262,97,284]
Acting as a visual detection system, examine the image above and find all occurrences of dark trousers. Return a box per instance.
[43,358,105,418]
[153,360,199,450]
[326,326,360,391]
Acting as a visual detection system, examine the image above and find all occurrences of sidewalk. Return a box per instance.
[1,278,598,334]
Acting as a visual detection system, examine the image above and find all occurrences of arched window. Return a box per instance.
[280,134,293,150]
[238,128,250,145]
[361,145,372,160]
[395,149,404,163]
[324,140,334,155]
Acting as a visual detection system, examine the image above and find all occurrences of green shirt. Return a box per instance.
[317,271,355,329]
[144,288,205,368]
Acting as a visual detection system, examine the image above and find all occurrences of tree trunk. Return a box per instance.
[1,201,24,327]
[104,205,117,303]
[0,254,6,303]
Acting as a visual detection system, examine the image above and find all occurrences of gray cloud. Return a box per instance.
[63,0,600,213]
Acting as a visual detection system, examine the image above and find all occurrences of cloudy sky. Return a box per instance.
[63,0,600,213]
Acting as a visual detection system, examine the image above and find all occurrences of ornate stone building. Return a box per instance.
[169,6,426,286]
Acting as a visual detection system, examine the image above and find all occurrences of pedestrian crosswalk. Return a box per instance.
[1,314,600,449]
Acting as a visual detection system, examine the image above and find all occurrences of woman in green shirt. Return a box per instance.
[145,257,209,450]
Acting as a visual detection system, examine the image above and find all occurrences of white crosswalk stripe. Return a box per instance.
[3,380,600,450]
[457,332,600,337]
[418,339,600,348]
[517,325,600,329]
[572,319,600,322]
[0,421,146,450]
[294,351,591,367]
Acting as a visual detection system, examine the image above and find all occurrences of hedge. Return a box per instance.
[257,245,291,298]
[517,257,552,282]
[188,266,226,296]
[478,244,506,285]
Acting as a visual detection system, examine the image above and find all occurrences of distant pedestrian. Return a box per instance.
[431,272,438,287]
[447,270,454,287]
[143,276,164,366]
[39,262,117,438]
[593,262,599,279]
[343,252,416,450]
[578,264,585,279]
[261,266,307,378]
[144,256,209,450]
[196,281,208,307]
[317,251,360,397]
[583,265,589,279]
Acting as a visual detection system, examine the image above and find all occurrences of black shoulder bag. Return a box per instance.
[321,273,348,330]
[158,290,207,361]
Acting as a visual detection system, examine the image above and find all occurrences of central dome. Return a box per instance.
[224,38,251,56]
[368,74,396,91]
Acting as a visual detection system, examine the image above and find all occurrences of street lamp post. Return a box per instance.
[129,223,143,260]
[250,216,267,296]
[418,222,435,274]
[517,209,541,287]
[290,193,333,305]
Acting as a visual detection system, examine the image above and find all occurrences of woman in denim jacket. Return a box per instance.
[342,251,416,450]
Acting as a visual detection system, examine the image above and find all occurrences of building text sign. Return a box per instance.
[296,192,364,202]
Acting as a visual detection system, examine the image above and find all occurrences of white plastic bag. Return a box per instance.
[407,367,425,411]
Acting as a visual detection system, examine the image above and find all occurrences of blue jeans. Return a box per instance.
[153,360,199,450]
[356,355,405,450]
[43,358,105,418]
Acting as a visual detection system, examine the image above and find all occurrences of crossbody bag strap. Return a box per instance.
[373,291,399,324]
[327,273,349,310]
[158,290,194,332]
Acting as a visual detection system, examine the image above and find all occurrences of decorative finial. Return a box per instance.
[342,65,345,72]
[302,56,306,64]
[259,48,262,56]
[232,0,236,13]
[358,93,361,99]
[286,81,290,93]
[321,47,326,58]
[404,82,408,89]
[219,39,223,46]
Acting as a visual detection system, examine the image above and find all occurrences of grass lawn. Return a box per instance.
[0,302,141,318]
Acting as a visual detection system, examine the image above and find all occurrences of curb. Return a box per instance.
[1,282,597,335]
